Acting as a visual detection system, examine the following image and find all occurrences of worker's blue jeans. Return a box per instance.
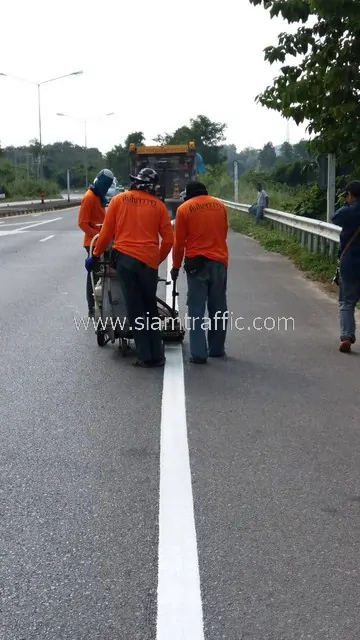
[339,277,360,342]
[115,252,164,362]
[186,260,228,360]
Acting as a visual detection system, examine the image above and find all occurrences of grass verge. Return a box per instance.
[228,207,339,289]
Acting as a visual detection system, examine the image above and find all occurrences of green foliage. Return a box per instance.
[249,0,360,168]
[3,140,104,191]
[153,115,227,166]
[258,141,277,168]
[0,157,59,199]
[227,207,338,283]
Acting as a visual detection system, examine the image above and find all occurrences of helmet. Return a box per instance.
[92,169,114,198]
[129,167,159,194]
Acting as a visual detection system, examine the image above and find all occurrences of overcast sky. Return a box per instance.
[0,0,308,155]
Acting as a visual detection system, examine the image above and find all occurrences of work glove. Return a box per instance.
[85,255,100,272]
[170,267,179,281]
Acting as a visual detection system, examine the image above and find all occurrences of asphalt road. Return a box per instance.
[1,206,360,639]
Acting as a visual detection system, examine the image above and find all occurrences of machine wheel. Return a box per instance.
[120,338,129,356]
[97,331,106,347]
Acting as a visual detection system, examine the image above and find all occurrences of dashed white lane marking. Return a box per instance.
[156,253,205,640]
[39,235,55,242]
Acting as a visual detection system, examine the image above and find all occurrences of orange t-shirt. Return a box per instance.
[93,190,174,269]
[172,195,228,269]
[77,189,106,247]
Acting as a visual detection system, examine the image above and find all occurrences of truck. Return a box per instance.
[128,141,197,217]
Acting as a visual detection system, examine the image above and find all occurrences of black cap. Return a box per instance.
[343,180,360,198]
[184,181,208,200]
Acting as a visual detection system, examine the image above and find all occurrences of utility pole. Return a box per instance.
[327,153,336,222]
[38,84,43,180]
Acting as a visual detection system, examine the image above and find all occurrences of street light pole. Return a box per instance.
[37,84,42,180]
[0,70,83,181]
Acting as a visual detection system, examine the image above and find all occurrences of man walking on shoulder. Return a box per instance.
[171,181,229,364]
[331,180,360,353]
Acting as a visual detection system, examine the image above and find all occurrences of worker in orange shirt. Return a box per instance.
[85,168,174,368]
[78,169,114,315]
[171,181,229,364]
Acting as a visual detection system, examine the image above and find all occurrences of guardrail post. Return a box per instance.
[307,233,313,252]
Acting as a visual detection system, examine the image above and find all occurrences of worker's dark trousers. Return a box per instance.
[114,251,164,362]
[186,260,228,360]
[85,247,100,311]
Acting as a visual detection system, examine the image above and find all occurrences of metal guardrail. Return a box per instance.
[221,199,341,259]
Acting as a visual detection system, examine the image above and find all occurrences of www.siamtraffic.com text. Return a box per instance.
[73,312,295,332]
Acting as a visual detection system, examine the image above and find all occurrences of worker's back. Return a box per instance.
[110,189,172,269]
[176,194,228,266]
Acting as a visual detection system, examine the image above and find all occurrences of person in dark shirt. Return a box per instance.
[331,180,360,352]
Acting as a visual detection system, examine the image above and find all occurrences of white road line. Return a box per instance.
[15,217,62,232]
[39,235,55,242]
[0,221,43,227]
[156,253,204,640]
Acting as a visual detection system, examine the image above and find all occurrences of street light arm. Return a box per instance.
[0,72,36,85]
[40,71,83,85]
[56,112,85,122]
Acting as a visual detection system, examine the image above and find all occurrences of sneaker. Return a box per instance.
[339,339,352,353]
[189,356,207,364]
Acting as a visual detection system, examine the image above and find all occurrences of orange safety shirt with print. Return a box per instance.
[92,190,174,269]
[77,190,106,247]
[172,195,228,269]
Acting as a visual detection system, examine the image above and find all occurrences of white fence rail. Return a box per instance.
[221,199,341,259]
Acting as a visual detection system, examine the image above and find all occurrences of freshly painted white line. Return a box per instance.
[156,253,205,640]
[39,235,55,242]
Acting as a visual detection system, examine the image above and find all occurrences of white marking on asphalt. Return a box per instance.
[14,217,62,232]
[156,253,205,640]
[0,220,43,227]
[0,229,30,236]
[39,235,55,242]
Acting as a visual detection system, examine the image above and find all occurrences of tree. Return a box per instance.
[156,115,227,166]
[249,0,360,167]
[124,132,145,147]
[259,142,277,169]
[279,141,295,163]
